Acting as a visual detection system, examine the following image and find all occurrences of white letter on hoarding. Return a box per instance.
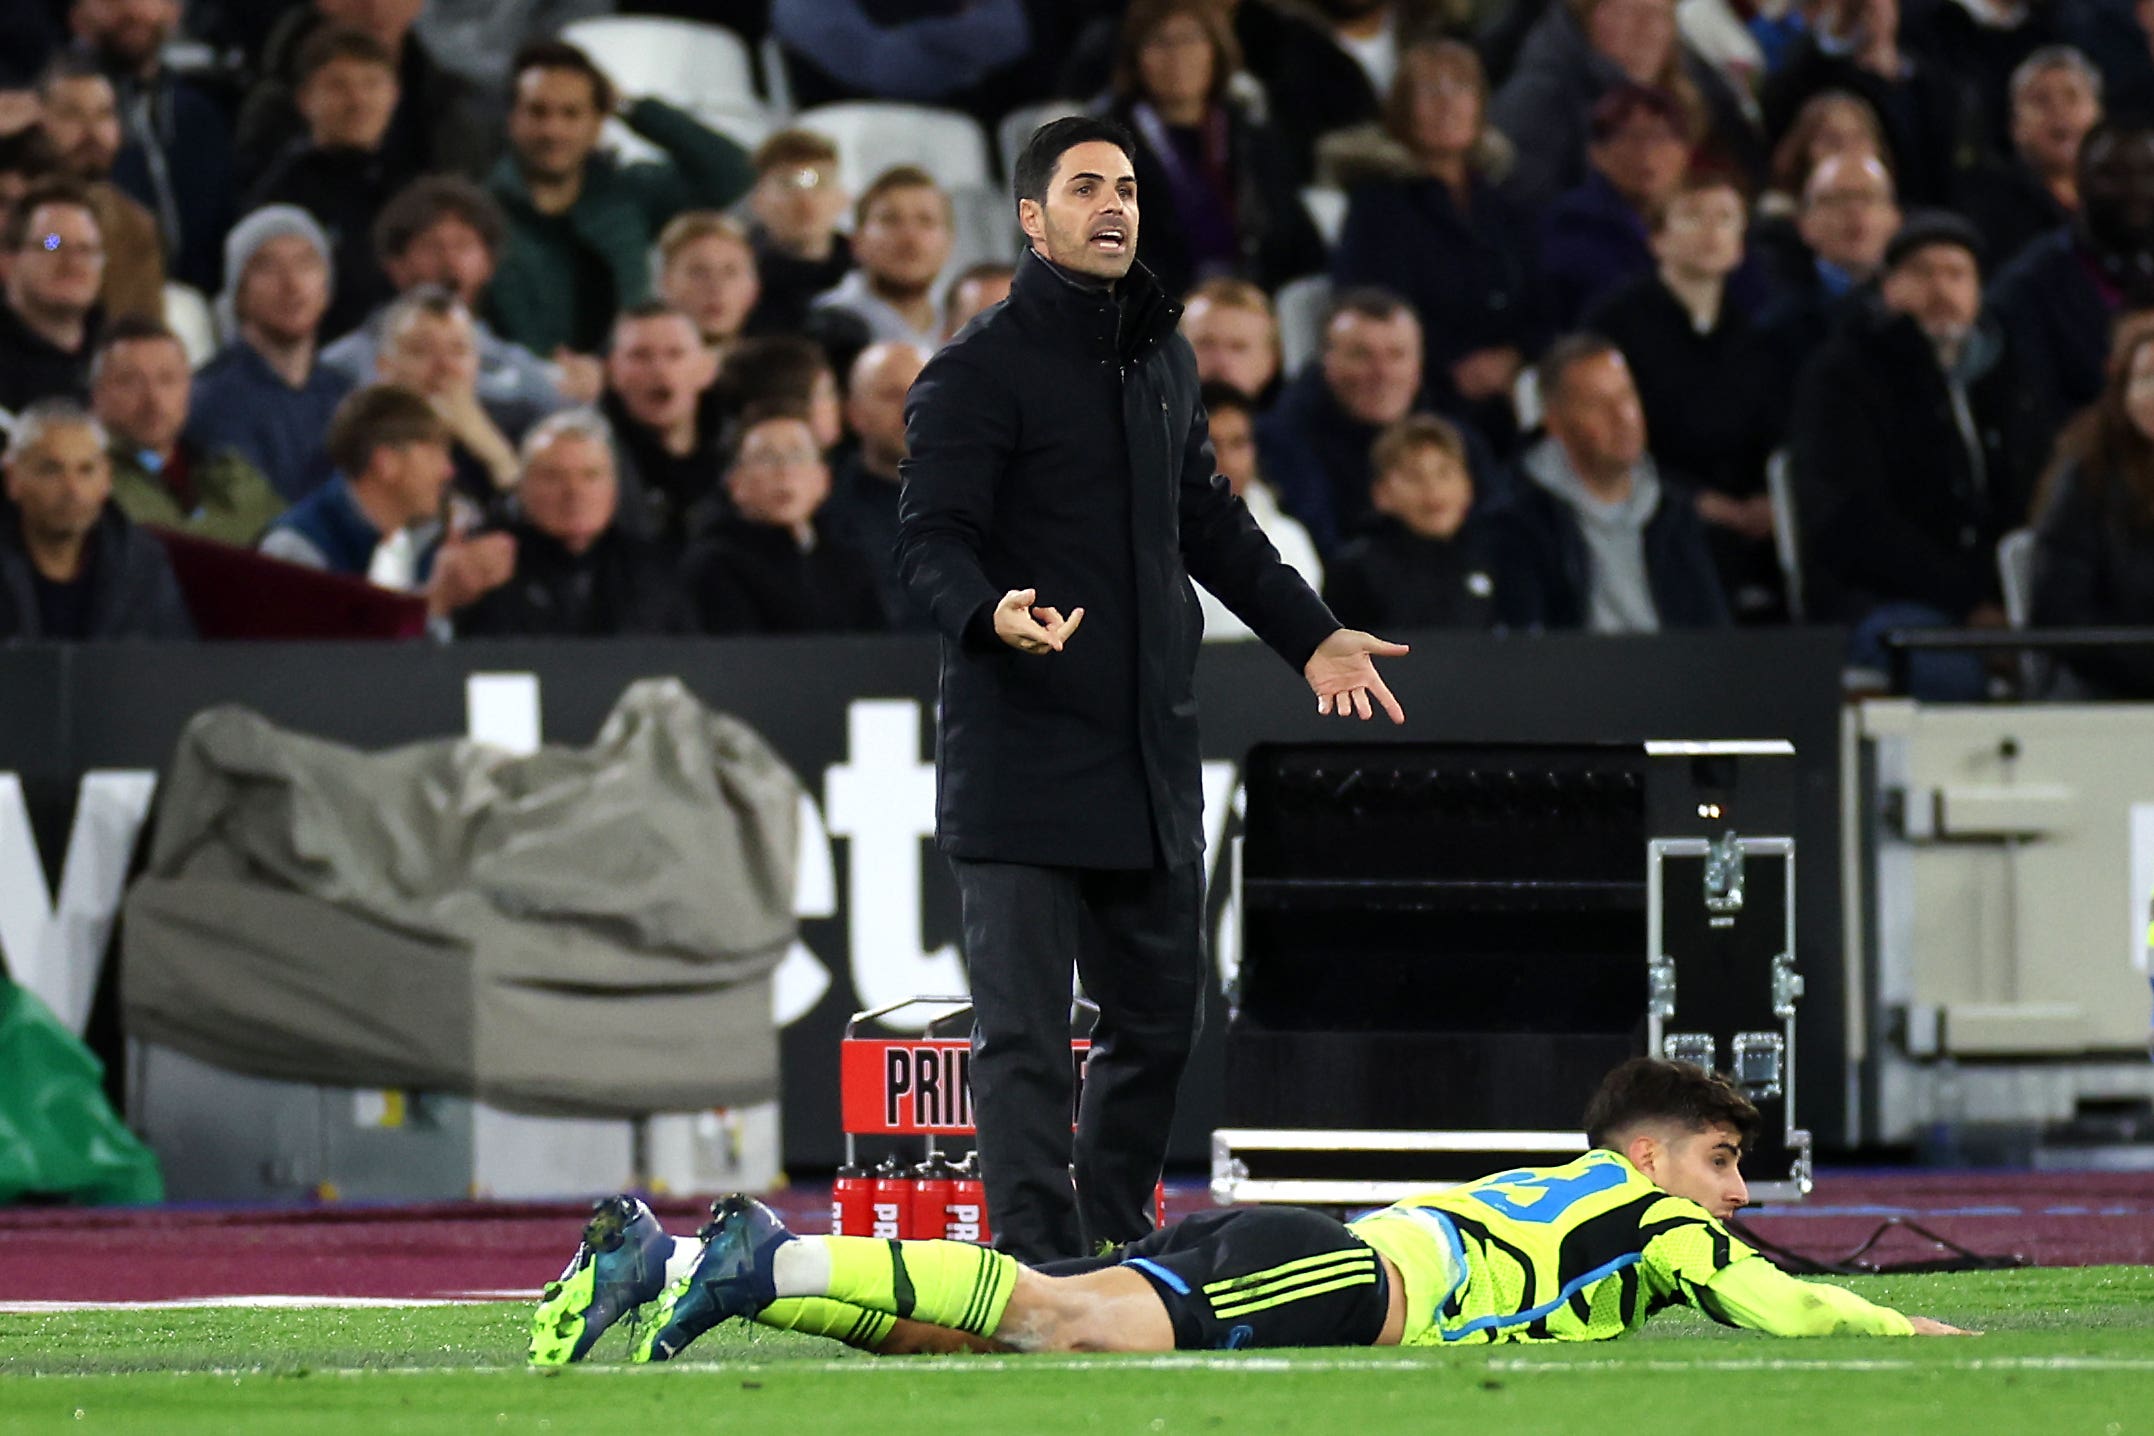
[0,770,158,1034]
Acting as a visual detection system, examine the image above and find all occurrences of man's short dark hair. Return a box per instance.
[1583,1057,1762,1152]
[606,298,698,355]
[4,176,97,252]
[1199,379,1256,421]
[1013,115,1137,209]
[0,128,58,184]
[91,313,184,383]
[325,384,449,479]
[372,175,507,267]
[1538,332,1624,407]
[509,38,615,114]
[1323,285,1416,335]
[35,50,107,95]
[295,23,396,85]
[720,335,832,414]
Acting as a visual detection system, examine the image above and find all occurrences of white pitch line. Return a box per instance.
[0,1296,502,1314]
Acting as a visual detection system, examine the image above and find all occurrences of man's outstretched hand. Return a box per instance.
[1303,629,1410,723]
[993,588,1085,655]
[1908,1317,1981,1336]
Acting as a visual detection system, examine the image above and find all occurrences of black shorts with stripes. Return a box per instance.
[1115,1207,1390,1351]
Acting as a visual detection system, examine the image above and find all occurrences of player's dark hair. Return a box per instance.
[1014,115,1138,210]
[1584,1057,1761,1152]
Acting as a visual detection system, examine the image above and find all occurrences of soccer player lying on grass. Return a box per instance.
[528,1057,1974,1364]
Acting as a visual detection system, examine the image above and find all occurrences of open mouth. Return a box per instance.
[1089,226,1128,252]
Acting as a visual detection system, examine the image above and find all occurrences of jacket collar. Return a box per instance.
[1011,248,1183,364]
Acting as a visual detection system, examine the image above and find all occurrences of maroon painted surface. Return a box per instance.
[1,1173,2148,1304]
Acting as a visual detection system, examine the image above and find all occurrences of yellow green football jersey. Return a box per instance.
[1350,1149,1912,1345]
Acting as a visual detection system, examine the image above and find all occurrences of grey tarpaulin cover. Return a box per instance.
[119,678,799,1116]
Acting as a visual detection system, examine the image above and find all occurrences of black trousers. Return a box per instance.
[949,858,1206,1264]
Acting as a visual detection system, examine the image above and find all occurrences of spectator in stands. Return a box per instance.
[1104,0,1325,301]
[1323,413,1497,632]
[34,55,160,322]
[1330,38,1545,454]
[600,302,722,548]
[407,0,614,100]
[321,176,597,413]
[452,408,689,639]
[1486,334,1728,631]
[1759,91,1889,221]
[1541,84,1696,328]
[768,0,1032,114]
[656,212,761,361]
[812,165,954,355]
[1180,277,1280,408]
[0,129,54,240]
[1257,286,1427,555]
[1789,212,2042,697]
[1906,0,2060,159]
[1760,0,1966,205]
[234,0,497,188]
[0,179,103,413]
[260,382,511,624]
[189,206,354,501]
[943,260,1014,342]
[1955,46,2102,274]
[1989,119,2154,459]
[1755,152,1900,386]
[92,315,284,545]
[487,39,755,357]
[1193,380,1323,641]
[243,26,417,341]
[0,396,193,639]
[65,0,235,293]
[719,334,846,451]
[743,128,852,338]
[374,287,523,506]
[1489,0,1757,213]
[2030,327,2154,697]
[681,408,886,635]
[1587,170,1782,618]
[827,339,929,627]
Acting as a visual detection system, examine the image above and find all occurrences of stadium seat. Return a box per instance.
[997,100,1088,184]
[561,16,764,120]
[759,31,796,119]
[1300,185,1348,248]
[945,185,1021,283]
[1764,448,1804,622]
[163,281,218,367]
[1273,273,1331,376]
[1996,526,2049,696]
[0,406,13,440]
[1512,364,1542,434]
[796,101,994,198]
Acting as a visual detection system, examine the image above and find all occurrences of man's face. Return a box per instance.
[3,421,112,543]
[1652,183,1746,279]
[1630,1122,1750,1221]
[750,160,847,251]
[508,67,606,185]
[520,430,618,554]
[1322,310,1422,427]
[1587,0,1677,85]
[1021,140,1139,282]
[382,215,494,306]
[605,314,717,431]
[728,416,831,530]
[69,0,179,72]
[92,335,191,454]
[40,76,124,181]
[856,183,953,295]
[2080,128,2154,261]
[1546,350,1647,475]
[316,0,424,46]
[5,202,105,322]
[945,268,1013,336]
[1373,445,1473,539]
[661,233,760,346]
[844,341,927,470]
[2013,65,2100,178]
[1208,403,1258,497]
[373,438,453,525]
[1183,297,1278,397]
[1798,153,1900,273]
[298,55,400,151]
[236,234,331,344]
[1590,111,1690,210]
[378,308,478,398]
[1880,244,1981,348]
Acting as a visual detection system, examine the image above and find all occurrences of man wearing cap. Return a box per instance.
[1787,209,2045,698]
[187,204,356,501]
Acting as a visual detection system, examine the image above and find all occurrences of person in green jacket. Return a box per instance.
[486,39,756,359]
[90,315,286,547]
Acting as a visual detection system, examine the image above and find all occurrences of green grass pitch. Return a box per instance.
[2,1267,2150,1435]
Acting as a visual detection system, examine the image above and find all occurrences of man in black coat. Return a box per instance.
[897,116,1407,1264]
[1788,212,2045,698]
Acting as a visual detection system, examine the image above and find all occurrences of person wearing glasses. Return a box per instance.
[744,129,853,337]
[0,178,103,414]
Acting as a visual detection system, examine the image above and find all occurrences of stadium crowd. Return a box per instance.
[2,0,2153,698]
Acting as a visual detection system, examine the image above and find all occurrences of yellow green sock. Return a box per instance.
[820,1236,1018,1338]
[755,1297,896,1352]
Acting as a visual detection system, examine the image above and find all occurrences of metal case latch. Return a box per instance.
[1704,830,1745,913]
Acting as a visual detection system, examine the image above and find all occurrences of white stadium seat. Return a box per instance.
[795,101,994,198]
[162,281,219,367]
[561,16,763,119]
[998,100,1088,185]
[1273,273,1332,377]
[1300,185,1348,248]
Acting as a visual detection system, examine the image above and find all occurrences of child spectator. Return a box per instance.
[1323,414,1496,632]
